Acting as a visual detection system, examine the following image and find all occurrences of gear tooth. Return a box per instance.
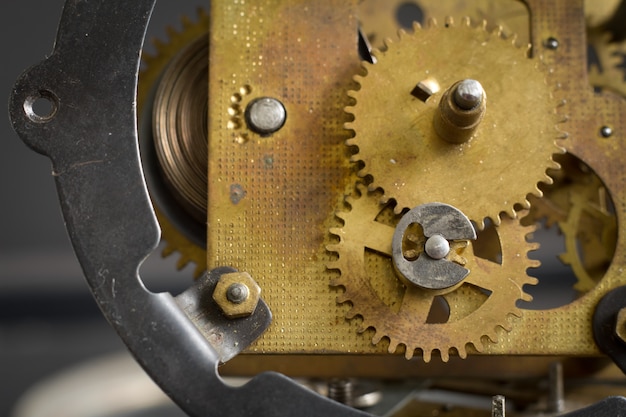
[397,28,407,40]
[336,293,350,304]
[162,244,176,258]
[412,21,422,31]
[444,16,454,27]
[388,340,399,354]
[371,331,384,344]
[457,345,468,359]
[382,37,394,50]
[427,17,437,28]
[440,348,450,362]
[480,19,488,30]
[521,292,534,302]
[510,33,519,46]
[404,346,415,360]
[525,43,532,57]
[461,16,471,27]
[176,255,190,270]
[181,14,194,29]
[422,349,432,363]
[355,183,369,195]
[153,37,167,50]
[492,25,504,37]
[165,25,178,39]
[345,138,357,148]
[353,73,366,85]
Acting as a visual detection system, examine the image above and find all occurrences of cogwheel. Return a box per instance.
[587,30,626,97]
[559,183,617,293]
[327,184,538,362]
[358,0,530,50]
[346,18,564,227]
[522,152,618,294]
[138,9,210,278]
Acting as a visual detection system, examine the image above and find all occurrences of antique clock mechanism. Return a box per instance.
[9,0,626,416]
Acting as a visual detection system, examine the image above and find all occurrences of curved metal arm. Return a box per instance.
[8,1,369,416]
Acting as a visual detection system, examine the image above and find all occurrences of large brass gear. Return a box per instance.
[358,0,530,49]
[346,18,564,226]
[137,9,210,278]
[327,184,538,362]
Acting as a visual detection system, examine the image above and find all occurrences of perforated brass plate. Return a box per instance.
[207,0,626,361]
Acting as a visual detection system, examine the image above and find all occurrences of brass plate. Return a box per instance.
[207,0,626,360]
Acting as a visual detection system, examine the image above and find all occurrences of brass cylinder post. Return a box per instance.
[434,79,486,144]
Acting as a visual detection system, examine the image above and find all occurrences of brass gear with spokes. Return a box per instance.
[327,184,538,362]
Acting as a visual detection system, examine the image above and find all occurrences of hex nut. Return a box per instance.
[616,308,626,344]
[213,271,261,319]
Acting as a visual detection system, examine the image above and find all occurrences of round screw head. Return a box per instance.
[600,125,613,138]
[453,79,484,110]
[245,97,286,135]
[226,283,249,304]
[545,37,559,50]
[424,234,450,260]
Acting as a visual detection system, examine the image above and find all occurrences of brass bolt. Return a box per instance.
[213,271,261,319]
[434,79,486,144]
[615,308,626,344]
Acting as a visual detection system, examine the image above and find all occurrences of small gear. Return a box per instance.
[522,153,618,295]
[138,9,210,278]
[559,182,617,293]
[328,184,538,362]
[346,17,564,226]
[587,30,626,97]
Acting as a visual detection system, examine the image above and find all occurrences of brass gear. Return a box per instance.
[346,18,564,226]
[138,9,210,277]
[559,179,617,293]
[358,0,530,49]
[588,30,626,97]
[522,153,618,295]
[328,184,538,362]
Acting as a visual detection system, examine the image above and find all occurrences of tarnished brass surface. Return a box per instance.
[346,18,563,224]
[202,0,626,364]
[328,184,537,362]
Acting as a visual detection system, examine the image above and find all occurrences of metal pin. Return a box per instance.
[548,362,564,413]
[424,234,450,260]
[454,79,484,110]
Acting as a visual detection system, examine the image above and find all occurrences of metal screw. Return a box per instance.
[245,97,286,135]
[424,234,450,260]
[545,37,559,50]
[328,378,354,407]
[492,395,506,417]
[600,125,613,138]
[453,79,484,110]
[226,283,249,304]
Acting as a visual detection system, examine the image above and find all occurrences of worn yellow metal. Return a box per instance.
[201,0,626,364]
[212,271,262,319]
